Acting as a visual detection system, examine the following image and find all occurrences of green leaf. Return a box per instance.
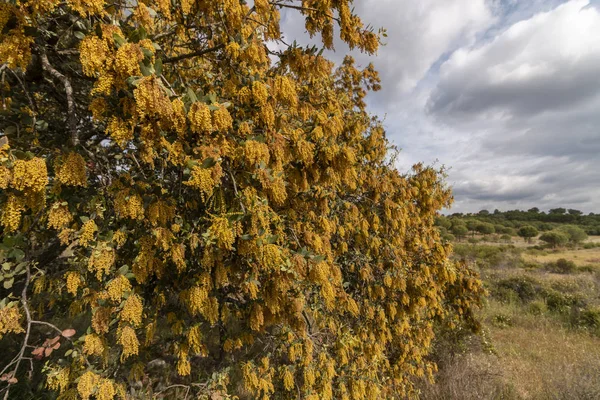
[118,265,129,275]
[139,62,154,77]
[186,88,198,103]
[4,126,17,135]
[202,157,216,168]
[155,58,163,76]
[113,34,126,47]
[74,31,86,40]
[3,278,14,289]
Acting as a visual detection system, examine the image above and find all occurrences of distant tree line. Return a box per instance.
[435,207,596,246]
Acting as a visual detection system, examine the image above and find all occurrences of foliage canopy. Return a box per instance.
[0,1,483,399]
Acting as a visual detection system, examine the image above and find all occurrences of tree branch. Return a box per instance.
[163,44,225,64]
[39,51,79,146]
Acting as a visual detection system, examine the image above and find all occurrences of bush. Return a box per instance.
[545,258,577,274]
[528,300,547,315]
[494,276,540,303]
[573,308,600,330]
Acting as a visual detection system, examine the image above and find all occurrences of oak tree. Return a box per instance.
[0,1,484,399]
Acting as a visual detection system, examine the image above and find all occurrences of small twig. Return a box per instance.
[3,265,32,400]
[163,44,225,64]
[227,168,246,214]
[39,50,79,146]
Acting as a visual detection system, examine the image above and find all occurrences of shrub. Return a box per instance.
[494,276,540,303]
[545,258,578,274]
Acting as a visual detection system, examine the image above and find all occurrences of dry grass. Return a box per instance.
[522,248,600,267]
[419,242,600,399]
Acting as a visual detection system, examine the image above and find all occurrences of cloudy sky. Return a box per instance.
[277,0,600,213]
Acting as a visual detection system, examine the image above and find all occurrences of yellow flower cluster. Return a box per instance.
[88,244,115,280]
[208,216,236,250]
[107,275,131,302]
[188,286,208,316]
[274,76,298,107]
[184,166,221,200]
[118,326,139,360]
[79,219,97,247]
[0,305,24,339]
[11,157,48,192]
[0,30,33,70]
[212,105,233,132]
[46,366,70,393]
[188,102,212,134]
[252,81,269,105]
[114,43,143,78]
[65,271,82,296]
[187,325,204,354]
[113,230,127,248]
[1,195,24,232]
[171,244,186,272]
[114,191,144,220]
[56,152,87,187]
[47,203,72,230]
[120,294,143,326]
[83,333,104,356]
[106,117,133,148]
[244,140,270,166]
[96,379,116,400]
[77,371,98,400]
[67,0,105,17]
[133,76,172,120]
[176,347,191,376]
[80,36,110,77]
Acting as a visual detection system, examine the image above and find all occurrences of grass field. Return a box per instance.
[418,237,600,399]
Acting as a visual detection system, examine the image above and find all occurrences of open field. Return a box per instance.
[418,240,600,399]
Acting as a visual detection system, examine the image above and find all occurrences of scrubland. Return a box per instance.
[418,237,600,399]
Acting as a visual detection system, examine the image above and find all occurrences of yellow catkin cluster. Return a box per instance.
[47,203,72,230]
[188,102,213,133]
[96,379,115,400]
[0,305,24,339]
[212,105,233,132]
[120,294,143,326]
[65,271,82,296]
[83,333,105,356]
[114,191,145,220]
[67,0,105,17]
[0,31,33,70]
[188,286,208,316]
[187,325,204,354]
[106,117,133,147]
[118,326,139,360]
[11,157,48,192]
[208,216,236,250]
[0,165,10,189]
[112,230,127,247]
[79,220,97,246]
[1,195,24,232]
[79,35,110,76]
[133,76,172,119]
[46,366,70,393]
[91,73,114,96]
[56,152,87,187]
[177,347,191,376]
[88,244,115,280]
[107,275,131,302]
[77,371,99,400]
[252,81,269,105]
[114,43,143,78]
[274,75,298,107]
[184,166,218,200]
[244,140,270,166]
[281,368,295,391]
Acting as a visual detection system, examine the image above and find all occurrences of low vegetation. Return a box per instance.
[420,212,600,399]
